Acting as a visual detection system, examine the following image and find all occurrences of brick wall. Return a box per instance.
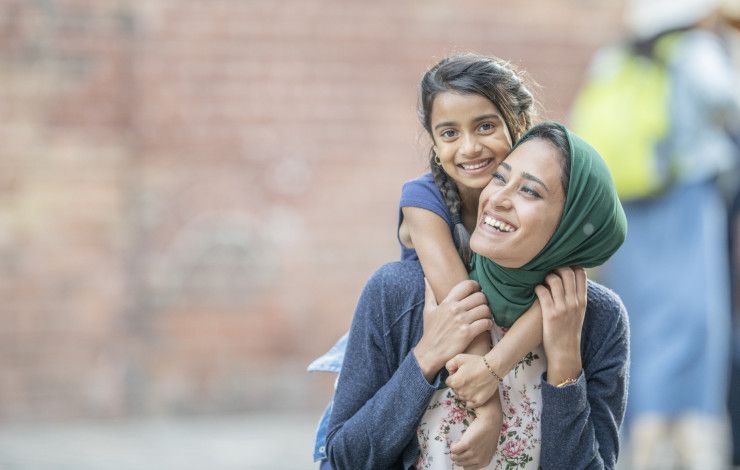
[0,0,624,420]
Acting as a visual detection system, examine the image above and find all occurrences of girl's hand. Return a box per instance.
[450,397,502,469]
[535,267,587,385]
[445,354,499,408]
[414,279,493,381]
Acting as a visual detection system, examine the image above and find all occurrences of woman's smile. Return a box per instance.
[480,213,517,233]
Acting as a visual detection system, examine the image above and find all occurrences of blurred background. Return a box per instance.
[0,0,738,469]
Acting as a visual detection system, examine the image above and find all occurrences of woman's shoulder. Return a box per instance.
[367,261,426,303]
[584,280,629,337]
[358,261,426,329]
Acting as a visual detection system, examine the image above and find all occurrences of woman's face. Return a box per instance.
[470,139,566,268]
[429,92,514,192]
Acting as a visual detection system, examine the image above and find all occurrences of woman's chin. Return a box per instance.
[470,231,523,268]
[470,232,495,260]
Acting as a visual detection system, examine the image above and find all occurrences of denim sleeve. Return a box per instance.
[540,284,630,470]
[325,262,438,470]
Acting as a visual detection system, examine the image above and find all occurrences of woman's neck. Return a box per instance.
[456,184,482,234]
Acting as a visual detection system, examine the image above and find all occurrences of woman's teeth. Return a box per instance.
[483,215,514,232]
[459,159,491,171]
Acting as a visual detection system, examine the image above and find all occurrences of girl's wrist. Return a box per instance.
[481,354,504,384]
[483,350,507,381]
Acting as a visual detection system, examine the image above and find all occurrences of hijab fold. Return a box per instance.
[469,123,627,328]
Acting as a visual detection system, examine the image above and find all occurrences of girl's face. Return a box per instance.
[429,92,514,192]
[470,139,566,268]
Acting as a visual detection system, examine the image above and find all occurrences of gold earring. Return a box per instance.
[434,154,442,166]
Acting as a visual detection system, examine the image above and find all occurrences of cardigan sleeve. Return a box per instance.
[539,284,630,470]
[325,263,439,470]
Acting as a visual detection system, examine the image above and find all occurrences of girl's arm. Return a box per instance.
[445,302,543,407]
[401,206,491,357]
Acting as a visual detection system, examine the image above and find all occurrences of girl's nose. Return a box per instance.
[460,134,482,157]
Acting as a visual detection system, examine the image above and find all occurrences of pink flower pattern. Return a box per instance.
[416,324,545,470]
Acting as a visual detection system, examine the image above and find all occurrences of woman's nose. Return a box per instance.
[487,186,513,210]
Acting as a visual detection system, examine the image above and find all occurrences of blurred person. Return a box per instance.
[571,0,740,468]
[719,0,740,464]
[326,122,629,469]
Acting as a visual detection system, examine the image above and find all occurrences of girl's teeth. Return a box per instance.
[461,160,490,170]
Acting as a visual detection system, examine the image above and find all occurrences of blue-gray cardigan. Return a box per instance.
[326,261,629,470]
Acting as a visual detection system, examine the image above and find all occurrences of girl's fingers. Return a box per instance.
[450,439,470,454]
[446,355,462,374]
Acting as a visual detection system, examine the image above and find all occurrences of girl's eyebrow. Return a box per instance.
[472,113,503,123]
[433,114,502,130]
[499,161,550,193]
[434,120,458,130]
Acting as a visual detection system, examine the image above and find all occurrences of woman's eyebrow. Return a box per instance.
[522,172,549,193]
[500,162,550,193]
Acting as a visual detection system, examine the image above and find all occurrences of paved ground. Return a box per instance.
[0,412,319,470]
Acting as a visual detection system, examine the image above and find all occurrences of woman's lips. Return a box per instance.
[478,212,518,236]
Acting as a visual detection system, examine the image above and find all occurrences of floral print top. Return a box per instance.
[416,323,546,469]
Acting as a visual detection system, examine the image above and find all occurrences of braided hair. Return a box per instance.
[419,53,536,265]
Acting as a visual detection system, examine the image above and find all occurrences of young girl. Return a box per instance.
[312,53,557,468]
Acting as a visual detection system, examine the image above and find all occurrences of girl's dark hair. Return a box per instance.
[516,122,571,195]
[419,53,536,264]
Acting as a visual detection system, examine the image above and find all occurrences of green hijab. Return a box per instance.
[469,122,627,328]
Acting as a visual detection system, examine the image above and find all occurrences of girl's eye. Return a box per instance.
[492,172,506,184]
[440,129,457,139]
[521,186,542,199]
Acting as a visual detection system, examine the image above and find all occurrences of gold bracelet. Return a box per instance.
[481,356,503,382]
[556,377,578,388]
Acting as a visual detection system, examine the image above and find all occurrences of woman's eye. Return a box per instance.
[492,172,506,184]
[521,186,542,198]
[440,129,457,139]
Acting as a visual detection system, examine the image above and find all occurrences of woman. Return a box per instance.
[326,123,629,469]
